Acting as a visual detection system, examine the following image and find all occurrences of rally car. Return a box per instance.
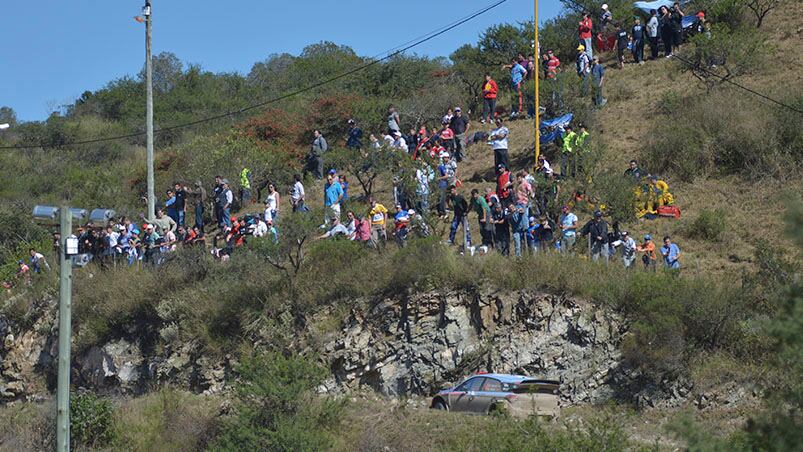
[430,373,560,418]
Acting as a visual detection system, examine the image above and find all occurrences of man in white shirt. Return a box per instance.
[290,174,306,212]
[488,117,509,170]
[391,131,408,152]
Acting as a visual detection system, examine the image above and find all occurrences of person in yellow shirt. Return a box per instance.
[368,197,388,249]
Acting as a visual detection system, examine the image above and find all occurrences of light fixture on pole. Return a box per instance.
[32,204,112,451]
[144,0,156,221]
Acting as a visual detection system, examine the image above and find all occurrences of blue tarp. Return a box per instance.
[539,113,573,144]
[540,113,573,130]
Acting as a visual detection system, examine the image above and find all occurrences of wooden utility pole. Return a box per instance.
[145,1,155,219]
[534,0,540,163]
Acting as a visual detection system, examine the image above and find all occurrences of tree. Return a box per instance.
[139,51,184,93]
[745,0,780,28]
[683,24,765,89]
[325,145,413,198]
[0,106,17,126]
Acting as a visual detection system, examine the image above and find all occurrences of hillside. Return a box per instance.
[0,2,802,451]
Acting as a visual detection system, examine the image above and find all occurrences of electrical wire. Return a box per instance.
[0,0,509,150]
[670,53,803,114]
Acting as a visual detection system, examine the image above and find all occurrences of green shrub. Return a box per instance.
[70,392,116,448]
[210,351,344,451]
[686,209,727,241]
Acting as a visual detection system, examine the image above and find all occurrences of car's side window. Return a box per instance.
[457,377,483,392]
[481,378,502,392]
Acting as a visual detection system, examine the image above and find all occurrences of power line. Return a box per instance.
[671,54,803,114]
[0,0,509,150]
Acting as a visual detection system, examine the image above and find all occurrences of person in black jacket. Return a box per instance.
[670,2,685,51]
[659,6,674,57]
[581,210,609,263]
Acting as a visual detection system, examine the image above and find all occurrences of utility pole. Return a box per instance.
[56,206,73,452]
[144,0,155,220]
[534,0,540,162]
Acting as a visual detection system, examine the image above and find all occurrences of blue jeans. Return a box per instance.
[583,37,593,59]
[177,210,185,227]
[512,231,526,257]
[449,215,471,247]
[221,208,231,228]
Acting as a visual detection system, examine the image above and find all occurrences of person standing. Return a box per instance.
[670,2,684,53]
[174,182,187,226]
[387,106,401,135]
[309,130,328,180]
[545,50,563,109]
[559,205,578,253]
[637,234,658,271]
[264,183,280,224]
[189,180,207,232]
[471,188,494,251]
[621,231,637,268]
[368,197,388,249]
[437,154,457,218]
[480,74,498,124]
[660,235,681,271]
[561,125,577,177]
[346,119,363,150]
[415,163,434,213]
[165,189,178,224]
[659,6,674,57]
[323,173,343,226]
[578,12,594,60]
[647,9,660,60]
[290,174,306,213]
[591,57,606,107]
[488,117,510,170]
[576,45,591,97]
[631,17,645,64]
[219,180,233,228]
[447,186,471,250]
[492,203,510,256]
[239,167,253,205]
[496,164,514,209]
[581,210,609,262]
[615,22,629,69]
[450,107,470,162]
[574,123,591,177]
[212,175,223,226]
[507,58,528,118]
[510,202,529,257]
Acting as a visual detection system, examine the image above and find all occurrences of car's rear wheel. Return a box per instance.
[432,399,447,410]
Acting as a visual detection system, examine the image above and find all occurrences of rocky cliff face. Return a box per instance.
[2,288,735,408]
[318,289,627,405]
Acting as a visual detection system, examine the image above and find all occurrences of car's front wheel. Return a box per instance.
[432,399,447,410]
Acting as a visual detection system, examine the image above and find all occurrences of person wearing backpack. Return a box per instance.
[576,45,591,96]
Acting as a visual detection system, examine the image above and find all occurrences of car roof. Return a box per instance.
[468,373,531,383]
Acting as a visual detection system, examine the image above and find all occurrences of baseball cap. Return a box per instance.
[454,107,461,112]
[594,210,603,218]
[644,234,652,241]
[577,44,585,51]
[221,178,230,185]
[328,168,337,175]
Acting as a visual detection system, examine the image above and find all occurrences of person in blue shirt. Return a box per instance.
[323,173,344,227]
[346,119,363,150]
[507,58,528,118]
[510,202,529,257]
[526,216,540,253]
[164,189,178,224]
[590,56,606,107]
[660,236,681,271]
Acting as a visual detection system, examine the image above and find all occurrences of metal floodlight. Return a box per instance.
[89,209,116,226]
[142,2,151,16]
[69,208,89,223]
[32,205,60,222]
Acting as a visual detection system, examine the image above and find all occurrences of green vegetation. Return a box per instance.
[70,392,115,449]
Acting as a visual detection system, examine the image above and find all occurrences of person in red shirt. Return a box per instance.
[545,50,563,109]
[496,164,513,209]
[578,13,593,60]
[481,73,498,124]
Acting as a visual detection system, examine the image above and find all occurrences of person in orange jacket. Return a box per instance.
[481,73,498,124]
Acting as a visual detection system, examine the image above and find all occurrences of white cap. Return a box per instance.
[602,3,608,9]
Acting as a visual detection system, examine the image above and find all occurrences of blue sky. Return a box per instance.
[1,0,562,121]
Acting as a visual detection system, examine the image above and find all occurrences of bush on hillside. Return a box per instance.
[685,209,727,241]
[210,351,343,451]
[70,392,116,449]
